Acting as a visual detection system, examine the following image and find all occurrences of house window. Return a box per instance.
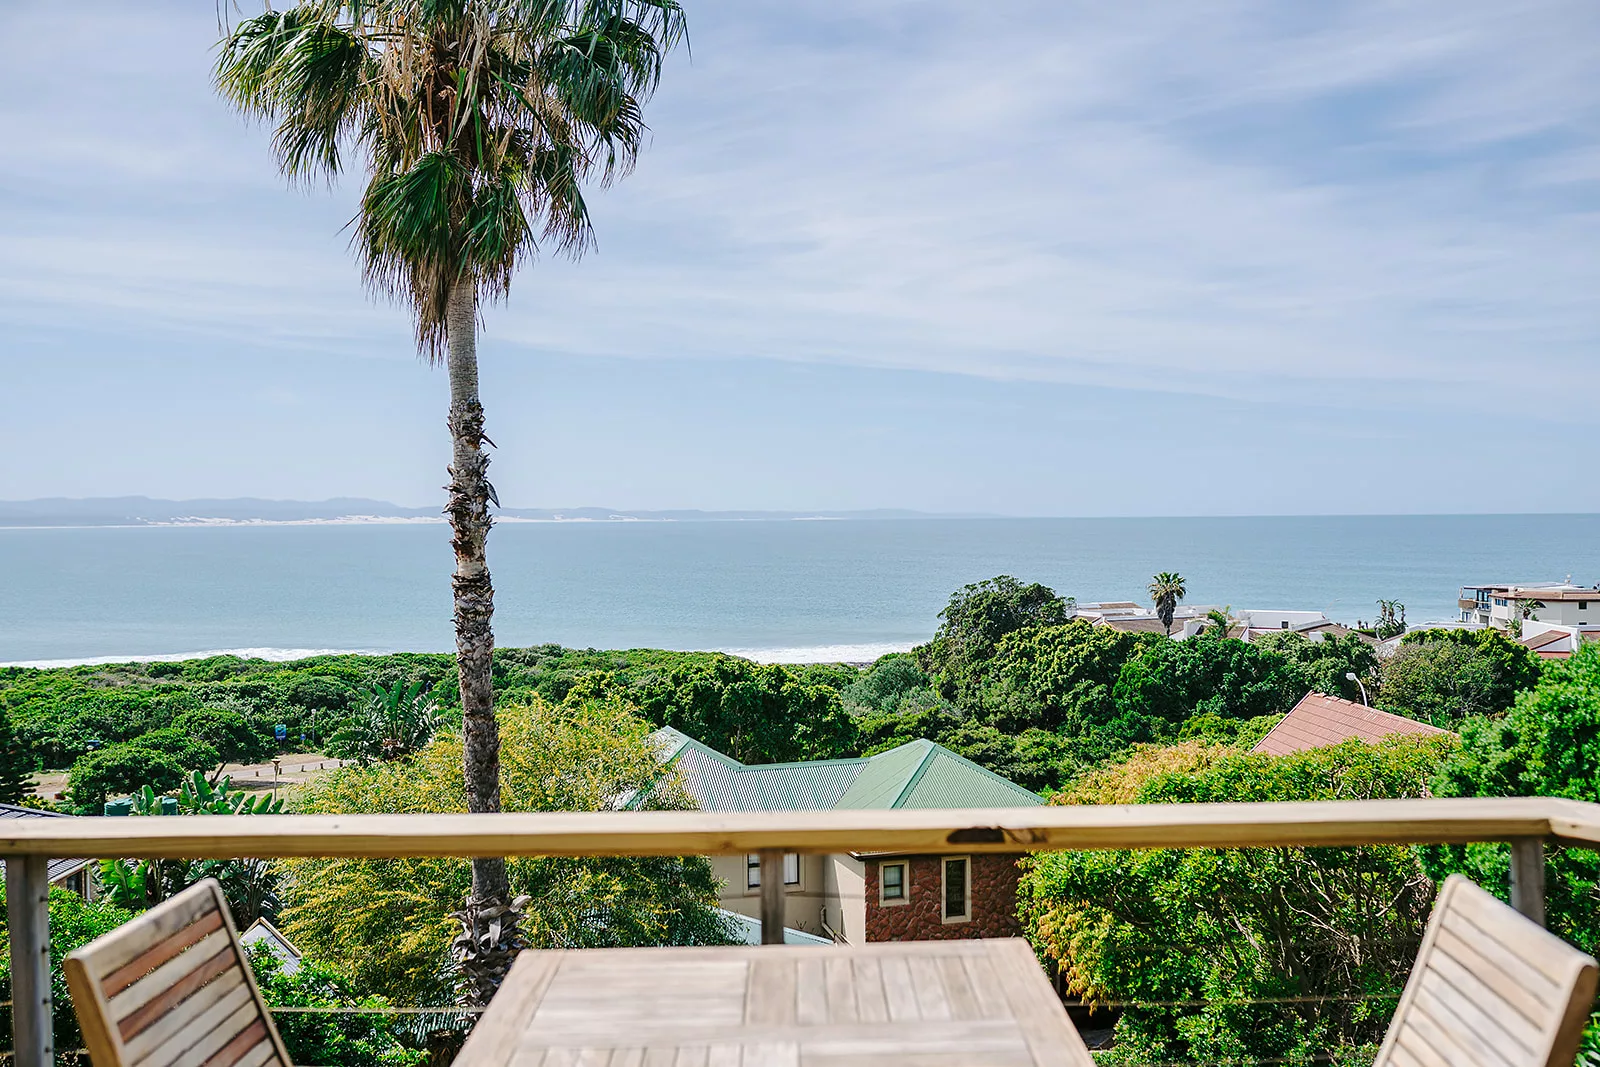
[746,853,800,889]
[879,862,907,904]
[1280,620,1289,629]
[1581,602,1589,611]
[942,857,971,922]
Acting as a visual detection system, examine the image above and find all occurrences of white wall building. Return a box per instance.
[1458,581,1600,630]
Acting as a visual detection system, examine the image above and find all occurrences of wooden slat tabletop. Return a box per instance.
[455,939,1093,1067]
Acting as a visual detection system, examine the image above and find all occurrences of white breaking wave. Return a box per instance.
[717,642,915,664]
[3,642,918,670]
[0,647,383,670]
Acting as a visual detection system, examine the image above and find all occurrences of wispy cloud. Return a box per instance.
[0,0,1596,509]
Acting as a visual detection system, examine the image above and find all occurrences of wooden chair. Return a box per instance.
[65,879,292,1067]
[1375,874,1599,1067]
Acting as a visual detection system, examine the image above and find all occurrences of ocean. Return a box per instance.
[1,515,1596,666]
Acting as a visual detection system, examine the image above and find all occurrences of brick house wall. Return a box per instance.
[863,854,1025,941]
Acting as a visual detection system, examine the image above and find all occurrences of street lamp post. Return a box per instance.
[1346,672,1370,707]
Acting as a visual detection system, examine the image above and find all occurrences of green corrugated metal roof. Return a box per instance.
[897,746,1045,809]
[832,740,935,809]
[647,730,1042,812]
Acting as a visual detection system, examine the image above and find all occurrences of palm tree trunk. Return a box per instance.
[443,280,521,1002]
[445,280,505,899]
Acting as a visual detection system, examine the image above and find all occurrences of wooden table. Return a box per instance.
[455,938,1093,1067]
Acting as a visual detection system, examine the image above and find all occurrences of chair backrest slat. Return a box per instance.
[1376,875,1599,1067]
[66,879,293,1067]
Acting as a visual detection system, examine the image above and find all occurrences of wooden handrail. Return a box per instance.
[0,796,1588,859]
[5,795,1589,1067]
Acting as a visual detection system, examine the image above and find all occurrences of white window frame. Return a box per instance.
[941,856,972,924]
[878,861,909,906]
[746,853,802,892]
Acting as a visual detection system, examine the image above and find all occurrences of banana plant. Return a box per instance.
[100,772,284,921]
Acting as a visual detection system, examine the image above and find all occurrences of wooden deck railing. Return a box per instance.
[6,795,1597,1067]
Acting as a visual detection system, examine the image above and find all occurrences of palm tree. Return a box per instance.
[1147,571,1187,635]
[214,0,685,999]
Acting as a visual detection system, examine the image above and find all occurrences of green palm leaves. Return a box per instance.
[214,0,685,358]
[1148,571,1187,635]
[328,681,445,765]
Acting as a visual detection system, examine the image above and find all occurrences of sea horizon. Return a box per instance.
[3,513,1596,666]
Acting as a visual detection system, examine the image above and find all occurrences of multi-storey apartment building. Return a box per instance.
[1457,581,1600,629]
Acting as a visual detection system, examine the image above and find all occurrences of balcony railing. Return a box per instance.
[5,795,1595,1067]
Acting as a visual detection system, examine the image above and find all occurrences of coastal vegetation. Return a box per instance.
[281,698,732,1005]
[0,575,1582,1064]
[0,576,1544,804]
[1019,734,1452,1066]
[214,0,689,996]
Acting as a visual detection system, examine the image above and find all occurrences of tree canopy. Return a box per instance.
[1378,627,1542,726]
[1422,642,1600,952]
[281,698,733,1003]
[1020,735,1455,1067]
[916,576,1073,699]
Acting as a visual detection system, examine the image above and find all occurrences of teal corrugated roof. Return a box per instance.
[897,746,1044,808]
[832,740,936,809]
[671,746,863,811]
[648,730,1041,812]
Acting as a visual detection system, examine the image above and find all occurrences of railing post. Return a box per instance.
[7,855,54,1067]
[758,850,784,945]
[1509,837,1546,928]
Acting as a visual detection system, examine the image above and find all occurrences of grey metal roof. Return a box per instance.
[0,804,94,884]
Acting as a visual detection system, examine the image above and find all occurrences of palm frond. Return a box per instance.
[215,0,684,356]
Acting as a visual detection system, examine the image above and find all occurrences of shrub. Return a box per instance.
[281,699,735,1003]
[246,945,425,1067]
[1020,735,1455,1067]
[1379,627,1541,726]
[0,888,137,1055]
[67,744,186,810]
[1422,642,1600,952]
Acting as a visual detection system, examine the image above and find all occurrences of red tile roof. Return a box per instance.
[1521,630,1570,651]
[1250,692,1452,757]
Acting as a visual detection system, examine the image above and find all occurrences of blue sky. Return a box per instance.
[2,0,1597,515]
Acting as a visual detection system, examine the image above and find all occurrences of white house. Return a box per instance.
[1458,581,1600,630]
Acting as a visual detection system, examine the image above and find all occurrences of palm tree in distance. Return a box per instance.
[214,0,685,1001]
[1148,572,1187,635]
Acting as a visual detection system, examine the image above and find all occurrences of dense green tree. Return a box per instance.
[841,654,930,714]
[1107,637,1304,754]
[1378,627,1541,726]
[135,728,223,777]
[986,620,1156,735]
[0,889,137,1056]
[1421,643,1600,953]
[216,0,688,997]
[1251,630,1378,704]
[283,699,733,1004]
[0,699,29,803]
[245,945,425,1067]
[1020,735,1454,1067]
[916,576,1072,699]
[67,744,186,810]
[573,655,856,764]
[172,704,274,779]
[1147,571,1187,635]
